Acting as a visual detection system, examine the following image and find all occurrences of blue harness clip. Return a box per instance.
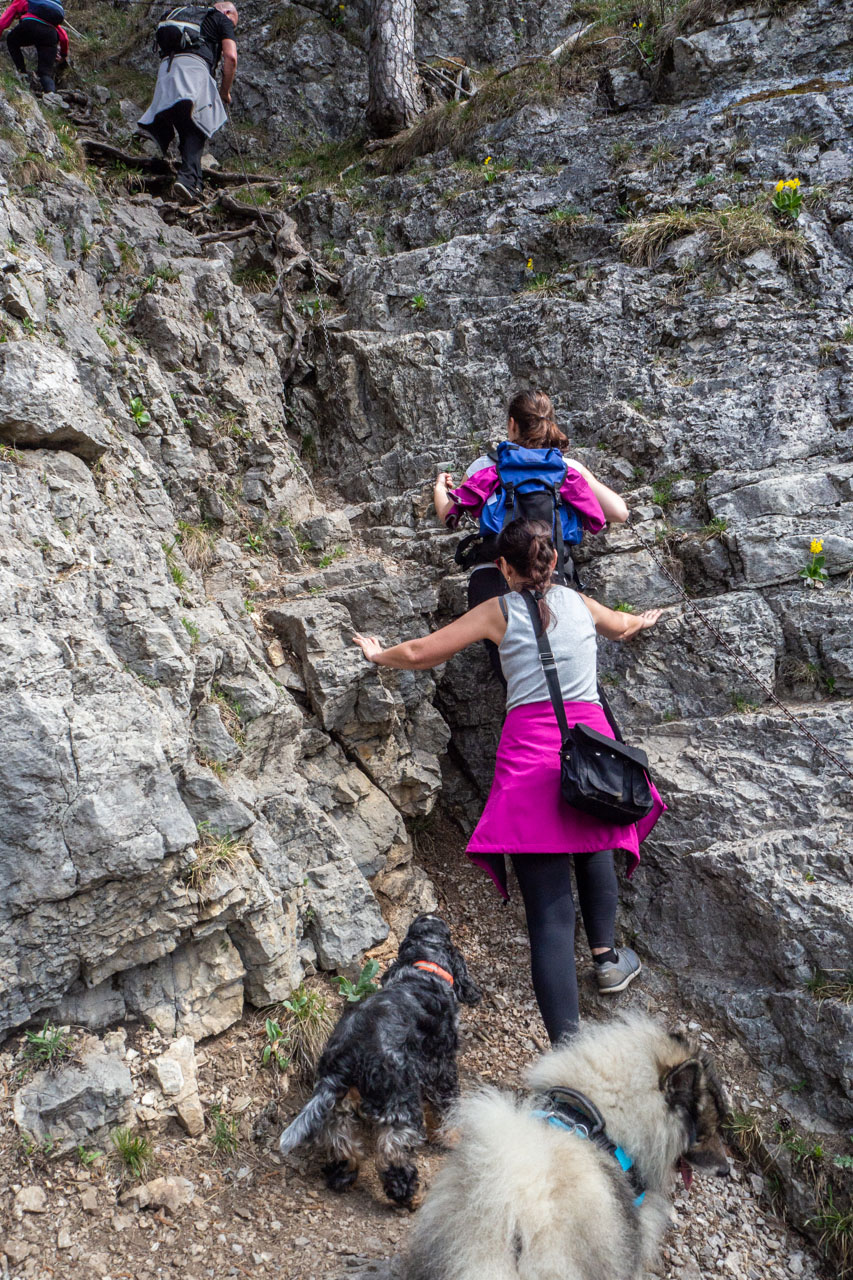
[531,1112,645,1207]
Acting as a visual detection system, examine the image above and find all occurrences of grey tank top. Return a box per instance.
[500,587,600,712]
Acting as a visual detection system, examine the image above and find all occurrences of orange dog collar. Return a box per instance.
[413,960,454,986]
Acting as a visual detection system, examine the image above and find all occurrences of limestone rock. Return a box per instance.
[13,1187,47,1215]
[121,1176,195,1215]
[13,1041,134,1154]
[151,1035,205,1136]
[305,857,389,971]
[120,933,245,1041]
[0,342,111,459]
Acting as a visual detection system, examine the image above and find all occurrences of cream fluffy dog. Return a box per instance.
[404,1015,730,1280]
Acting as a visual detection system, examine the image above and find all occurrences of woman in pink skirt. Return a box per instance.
[353,521,664,1044]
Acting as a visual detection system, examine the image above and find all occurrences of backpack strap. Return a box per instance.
[493,449,517,531]
[520,590,571,746]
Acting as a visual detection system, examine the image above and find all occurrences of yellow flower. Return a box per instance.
[484,156,492,165]
[775,179,785,192]
[791,177,800,188]
[810,538,823,555]
[526,258,533,270]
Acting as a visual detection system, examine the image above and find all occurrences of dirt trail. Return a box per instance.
[0,824,825,1280]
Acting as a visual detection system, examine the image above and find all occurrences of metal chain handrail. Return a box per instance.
[227,120,852,785]
[629,518,853,784]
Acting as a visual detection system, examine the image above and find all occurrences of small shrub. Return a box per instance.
[129,396,151,427]
[410,293,427,311]
[162,540,187,590]
[261,1018,290,1072]
[731,693,759,713]
[651,473,680,508]
[613,602,635,613]
[725,1110,762,1157]
[177,520,216,571]
[335,959,381,1004]
[318,545,345,569]
[210,686,246,746]
[698,516,728,541]
[621,203,810,270]
[210,1105,239,1156]
[111,1128,153,1179]
[523,272,559,294]
[184,825,247,897]
[800,537,828,583]
[783,133,816,155]
[244,529,267,554]
[648,140,674,169]
[76,1145,102,1166]
[24,1021,71,1067]
[181,616,200,645]
[771,176,802,220]
[548,205,586,230]
[807,1188,853,1276]
[805,968,853,1005]
[611,139,635,167]
[275,985,334,1080]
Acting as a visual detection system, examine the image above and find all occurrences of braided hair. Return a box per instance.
[496,520,556,630]
[507,390,568,451]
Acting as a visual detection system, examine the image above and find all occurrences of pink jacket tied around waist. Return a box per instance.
[444,464,607,534]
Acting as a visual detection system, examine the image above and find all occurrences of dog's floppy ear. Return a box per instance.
[448,944,482,1005]
[661,1058,701,1113]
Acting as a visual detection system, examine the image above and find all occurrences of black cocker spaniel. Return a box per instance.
[278,913,481,1206]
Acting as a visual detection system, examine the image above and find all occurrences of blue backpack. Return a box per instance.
[455,441,583,583]
[27,0,65,24]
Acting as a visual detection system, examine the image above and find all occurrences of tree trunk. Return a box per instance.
[366,0,425,138]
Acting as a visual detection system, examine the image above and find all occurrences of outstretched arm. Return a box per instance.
[567,458,629,524]
[353,598,506,669]
[579,594,662,641]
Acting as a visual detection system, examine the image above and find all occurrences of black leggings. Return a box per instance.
[510,851,618,1045]
[7,19,59,92]
[145,98,207,194]
[467,566,509,683]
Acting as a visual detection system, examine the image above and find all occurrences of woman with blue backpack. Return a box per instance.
[0,0,68,94]
[434,390,629,679]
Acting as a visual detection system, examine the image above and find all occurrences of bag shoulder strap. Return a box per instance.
[520,590,571,745]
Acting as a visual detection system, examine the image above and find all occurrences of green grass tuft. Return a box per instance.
[111,1127,153,1179]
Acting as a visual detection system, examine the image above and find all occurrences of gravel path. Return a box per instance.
[0,824,827,1280]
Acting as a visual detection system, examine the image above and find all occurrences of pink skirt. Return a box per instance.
[466,700,666,898]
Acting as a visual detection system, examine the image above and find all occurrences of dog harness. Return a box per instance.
[530,1087,646,1207]
[413,960,454,986]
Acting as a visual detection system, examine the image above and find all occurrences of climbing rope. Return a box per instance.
[628,518,853,785]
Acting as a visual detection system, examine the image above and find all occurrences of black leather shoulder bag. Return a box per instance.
[520,590,655,824]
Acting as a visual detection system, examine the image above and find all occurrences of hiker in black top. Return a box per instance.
[138,1,238,205]
[0,0,70,94]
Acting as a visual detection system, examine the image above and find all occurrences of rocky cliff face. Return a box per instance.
[1,0,851,1142]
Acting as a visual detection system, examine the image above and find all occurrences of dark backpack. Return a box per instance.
[27,0,65,25]
[156,5,210,57]
[455,441,584,584]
